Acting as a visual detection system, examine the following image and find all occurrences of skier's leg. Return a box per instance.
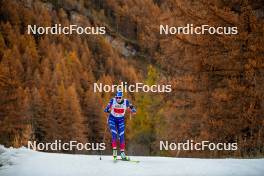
[117,117,125,152]
[108,115,118,159]
[117,117,129,160]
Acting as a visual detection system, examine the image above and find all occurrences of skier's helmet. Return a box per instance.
[115,90,123,103]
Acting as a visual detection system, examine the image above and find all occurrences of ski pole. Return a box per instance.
[100,116,108,160]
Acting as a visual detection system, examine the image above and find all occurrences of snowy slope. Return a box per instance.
[0,145,264,176]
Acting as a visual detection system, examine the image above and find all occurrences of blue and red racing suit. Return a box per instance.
[104,98,136,151]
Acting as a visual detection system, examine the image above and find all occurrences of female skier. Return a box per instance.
[104,90,136,161]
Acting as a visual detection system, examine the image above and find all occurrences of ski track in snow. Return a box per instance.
[0,146,264,176]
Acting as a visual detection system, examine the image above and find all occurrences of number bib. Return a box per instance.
[110,98,127,117]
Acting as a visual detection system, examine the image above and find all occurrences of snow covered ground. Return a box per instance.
[0,145,264,176]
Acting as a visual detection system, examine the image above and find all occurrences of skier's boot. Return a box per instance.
[113,149,117,161]
[120,151,130,161]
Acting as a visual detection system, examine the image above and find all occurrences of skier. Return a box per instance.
[104,90,136,161]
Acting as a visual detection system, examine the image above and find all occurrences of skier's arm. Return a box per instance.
[126,100,136,113]
[104,98,113,113]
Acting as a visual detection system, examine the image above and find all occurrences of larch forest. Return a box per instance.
[0,0,264,158]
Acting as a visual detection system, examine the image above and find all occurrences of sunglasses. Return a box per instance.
[116,97,122,99]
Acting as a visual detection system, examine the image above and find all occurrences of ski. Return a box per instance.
[117,158,140,163]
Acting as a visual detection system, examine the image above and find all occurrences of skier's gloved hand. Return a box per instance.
[104,108,111,113]
[129,105,136,115]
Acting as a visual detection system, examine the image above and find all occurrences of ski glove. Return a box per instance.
[104,108,111,113]
[129,105,136,113]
